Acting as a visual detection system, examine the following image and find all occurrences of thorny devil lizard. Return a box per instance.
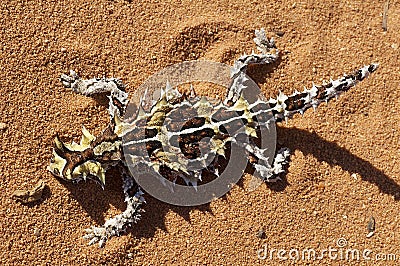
[48,29,378,247]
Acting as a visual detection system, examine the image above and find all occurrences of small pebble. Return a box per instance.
[257,228,266,239]
[366,216,375,238]
[12,180,46,204]
[34,228,41,237]
[61,47,67,52]
[0,122,7,130]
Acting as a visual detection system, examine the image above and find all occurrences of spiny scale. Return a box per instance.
[47,28,378,247]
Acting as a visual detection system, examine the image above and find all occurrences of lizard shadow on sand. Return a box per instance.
[268,126,400,197]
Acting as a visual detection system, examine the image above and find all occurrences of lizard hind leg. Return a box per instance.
[246,142,291,182]
[226,29,280,105]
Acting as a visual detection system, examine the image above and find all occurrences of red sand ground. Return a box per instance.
[1,0,399,265]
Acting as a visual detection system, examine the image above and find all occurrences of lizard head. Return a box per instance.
[48,127,106,188]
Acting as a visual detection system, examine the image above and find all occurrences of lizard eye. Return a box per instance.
[53,168,60,176]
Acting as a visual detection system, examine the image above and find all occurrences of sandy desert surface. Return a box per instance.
[1,0,399,265]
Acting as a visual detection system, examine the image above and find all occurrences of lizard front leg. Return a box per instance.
[60,70,129,119]
[83,166,145,247]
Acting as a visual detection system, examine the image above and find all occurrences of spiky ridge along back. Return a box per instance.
[122,85,263,187]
